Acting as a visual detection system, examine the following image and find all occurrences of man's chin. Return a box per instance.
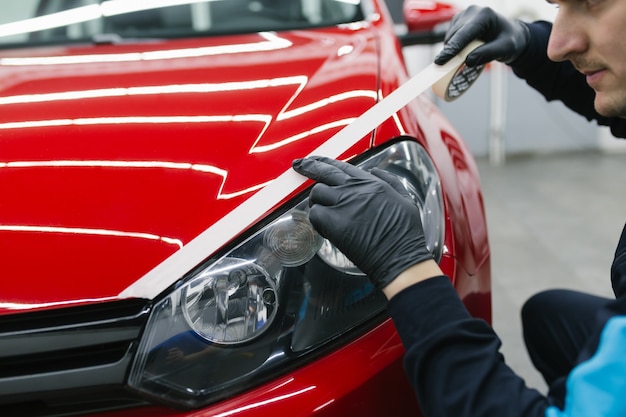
[594,94,626,118]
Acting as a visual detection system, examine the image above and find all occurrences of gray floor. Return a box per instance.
[476,150,626,393]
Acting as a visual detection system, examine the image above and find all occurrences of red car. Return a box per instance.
[0,1,491,416]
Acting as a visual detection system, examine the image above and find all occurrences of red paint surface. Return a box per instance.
[0,1,490,415]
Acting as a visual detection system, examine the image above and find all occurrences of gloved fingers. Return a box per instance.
[434,21,488,65]
[465,40,510,66]
[308,183,341,207]
[442,5,480,44]
[433,41,464,65]
[307,204,338,241]
[435,7,482,65]
[370,168,411,199]
[434,35,477,65]
[293,156,369,185]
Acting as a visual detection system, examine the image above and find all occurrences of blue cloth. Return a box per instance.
[546,316,626,417]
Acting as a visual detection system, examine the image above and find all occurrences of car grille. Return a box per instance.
[0,299,151,416]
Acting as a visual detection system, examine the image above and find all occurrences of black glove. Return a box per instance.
[292,156,433,289]
[434,6,530,67]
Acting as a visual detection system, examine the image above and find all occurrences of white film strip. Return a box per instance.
[119,44,479,300]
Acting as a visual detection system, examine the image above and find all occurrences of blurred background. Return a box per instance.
[390,0,626,394]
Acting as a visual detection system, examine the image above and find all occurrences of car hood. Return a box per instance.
[0,29,379,313]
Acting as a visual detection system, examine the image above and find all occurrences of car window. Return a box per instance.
[0,0,364,47]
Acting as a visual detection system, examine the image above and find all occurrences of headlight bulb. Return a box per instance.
[182,258,277,344]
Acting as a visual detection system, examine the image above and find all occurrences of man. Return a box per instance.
[434,0,626,398]
[291,2,626,416]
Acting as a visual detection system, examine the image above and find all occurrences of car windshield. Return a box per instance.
[0,0,363,48]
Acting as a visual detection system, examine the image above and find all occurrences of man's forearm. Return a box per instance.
[387,276,549,417]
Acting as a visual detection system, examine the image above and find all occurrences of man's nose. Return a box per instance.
[547,12,588,62]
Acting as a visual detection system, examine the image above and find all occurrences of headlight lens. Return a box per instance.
[181,257,279,345]
[128,140,444,408]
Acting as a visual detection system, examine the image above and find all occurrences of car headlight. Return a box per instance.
[128,140,444,408]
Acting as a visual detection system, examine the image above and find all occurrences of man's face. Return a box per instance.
[547,0,626,118]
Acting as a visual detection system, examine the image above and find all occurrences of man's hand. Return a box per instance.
[292,156,433,290]
[434,6,530,67]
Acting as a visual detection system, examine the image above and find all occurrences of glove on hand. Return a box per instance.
[292,156,433,289]
[434,5,530,67]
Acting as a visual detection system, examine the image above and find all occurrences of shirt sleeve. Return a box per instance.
[510,21,626,139]
[387,276,550,417]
